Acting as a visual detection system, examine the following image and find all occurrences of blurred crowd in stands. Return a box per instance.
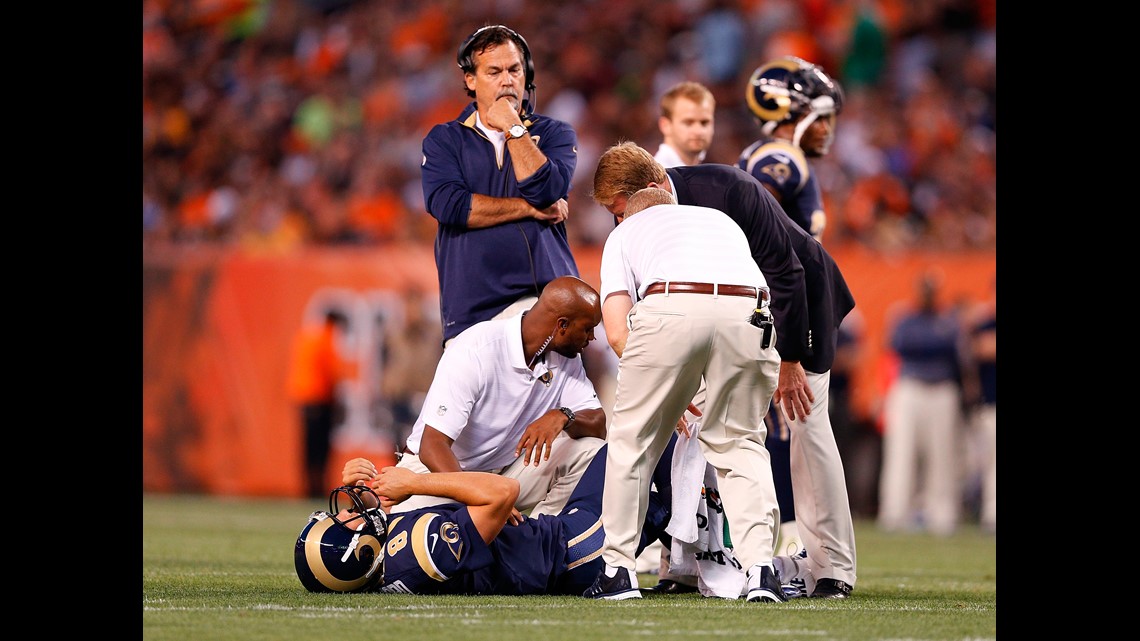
[142,0,995,253]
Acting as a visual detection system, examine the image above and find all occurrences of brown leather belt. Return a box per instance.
[644,281,769,302]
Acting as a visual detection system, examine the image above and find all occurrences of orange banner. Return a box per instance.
[142,243,994,497]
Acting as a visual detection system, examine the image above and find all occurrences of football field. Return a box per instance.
[143,494,996,640]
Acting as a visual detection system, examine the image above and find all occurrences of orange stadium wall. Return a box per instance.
[142,244,995,498]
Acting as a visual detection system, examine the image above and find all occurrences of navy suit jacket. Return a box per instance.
[777,211,856,373]
[667,165,854,371]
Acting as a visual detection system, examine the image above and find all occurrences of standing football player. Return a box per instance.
[736,56,857,599]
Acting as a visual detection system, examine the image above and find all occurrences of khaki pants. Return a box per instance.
[390,432,604,515]
[784,370,857,590]
[600,293,781,572]
[878,378,962,535]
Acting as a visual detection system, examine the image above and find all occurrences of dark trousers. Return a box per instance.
[556,434,679,593]
[302,402,335,498]
[766,407,796,522]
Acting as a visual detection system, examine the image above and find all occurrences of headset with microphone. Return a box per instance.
[458,25,546,298]
[456,24,537,114]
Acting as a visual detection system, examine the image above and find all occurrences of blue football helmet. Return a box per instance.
[294,485,388,593]
[745,56,844,155]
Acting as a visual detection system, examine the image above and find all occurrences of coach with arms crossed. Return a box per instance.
[421,24,581,347]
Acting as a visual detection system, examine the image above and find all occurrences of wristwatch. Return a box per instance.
[558,406,576,429]
[507,124,528,141]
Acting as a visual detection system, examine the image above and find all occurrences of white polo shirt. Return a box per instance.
[599,203,766,302]
[404,311,602,471]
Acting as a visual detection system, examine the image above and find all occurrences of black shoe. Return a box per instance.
[582,564,642,600]
[810,578,853,599]
[746,564,787,603]
[644,579,698,594]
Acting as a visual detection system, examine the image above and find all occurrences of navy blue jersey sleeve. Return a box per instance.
[376,505,494,595]
[379,509,576,595]
[738,140,825,238]
[740,143,807,205]
[482,514,571,594]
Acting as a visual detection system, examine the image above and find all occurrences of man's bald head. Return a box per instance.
[534,276,600,320]
[525,276,602,360]
[624,187,677,217]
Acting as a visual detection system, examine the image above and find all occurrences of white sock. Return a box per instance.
[773,556,793,581]
[748,562,774,577]
[774,554,809,581]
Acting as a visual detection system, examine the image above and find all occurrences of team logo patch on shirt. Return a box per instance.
[437,405,447,416]
[761,162,792,186]
[539,371,553,387]
[440,521,464,561]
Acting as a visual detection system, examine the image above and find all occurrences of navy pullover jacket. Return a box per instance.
[421,103,580,343]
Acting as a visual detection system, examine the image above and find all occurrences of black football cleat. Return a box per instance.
[582,564,642,600]
[644,579,699,594]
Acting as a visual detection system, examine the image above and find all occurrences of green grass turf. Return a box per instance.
[143,494,996,641]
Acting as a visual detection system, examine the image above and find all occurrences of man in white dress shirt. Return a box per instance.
[646,79,715,590]
[653,81,716,169]
[582,188,786,603]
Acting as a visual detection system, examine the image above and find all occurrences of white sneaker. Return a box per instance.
[745,563,787,603]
